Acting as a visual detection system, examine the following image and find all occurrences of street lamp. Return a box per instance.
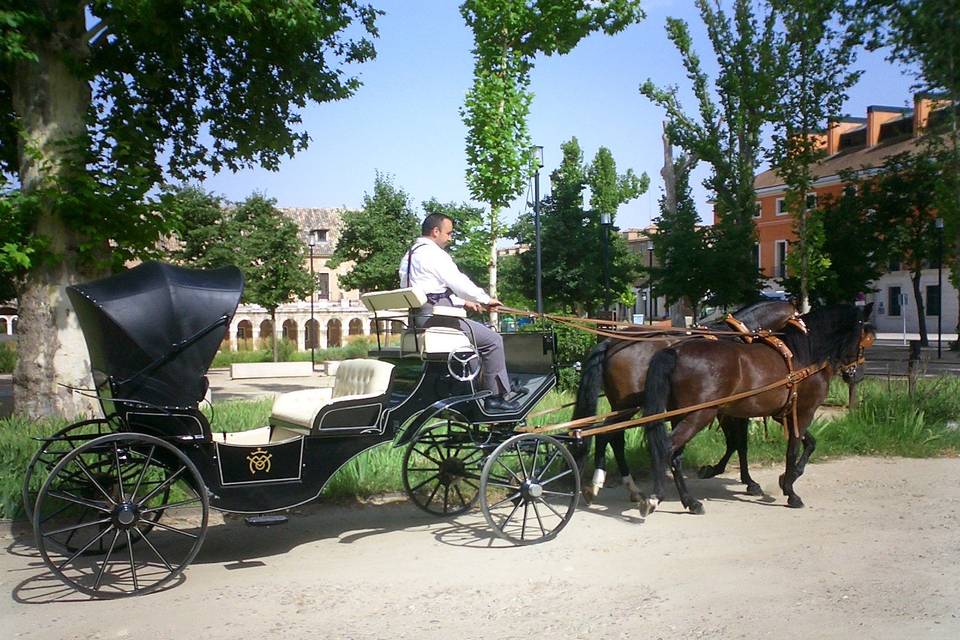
[308,229,320,370]
[600,212,612,312]
[647,241,654,324]
[532,145,544,315]
[936,217,944,359]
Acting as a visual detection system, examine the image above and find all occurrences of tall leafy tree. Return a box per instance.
[230,194,313,362]
[160,184,234,269]
[460,0,644,320]
[649,128,711,322]
[1,0,380,417]
[327,173,419,293]
[512,138,646,315]
[767,0,861,311]
[640,0,774,308]
[863,0,960,336]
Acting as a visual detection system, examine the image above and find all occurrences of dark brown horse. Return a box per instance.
[572,300,803,503]
[640,303,875,515]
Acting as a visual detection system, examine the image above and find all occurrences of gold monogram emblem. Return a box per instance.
[247,448,272,475]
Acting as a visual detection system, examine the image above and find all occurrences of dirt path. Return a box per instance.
[3,456,959,640]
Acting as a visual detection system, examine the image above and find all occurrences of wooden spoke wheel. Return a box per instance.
[480,433,580,545]
[402,419,488,517]
[33,433,208,598]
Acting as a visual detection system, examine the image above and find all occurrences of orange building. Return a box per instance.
[748,94,957,334]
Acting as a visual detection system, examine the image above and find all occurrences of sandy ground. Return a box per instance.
[3,456,959,640]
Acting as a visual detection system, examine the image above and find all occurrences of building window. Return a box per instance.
[752,243,761,270]
[310,229,328,243]
[926,285,941,316]
[317,273,330,299]
[889,286,902,317]
[776,198,787,216]
[805,193,817,210]
[754,202,762,218]
[775,240,788,278]
[888,257,901,272]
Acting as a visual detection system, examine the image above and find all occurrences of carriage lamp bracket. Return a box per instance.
[447,345,481,382]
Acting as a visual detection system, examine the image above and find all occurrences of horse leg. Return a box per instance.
[666,410,716,515]
[779,411,816,508]
[610,431,641,502]
[729,417,762,496]
[697,416,736,480]
[582,435,608,505]
[795,431,817,476]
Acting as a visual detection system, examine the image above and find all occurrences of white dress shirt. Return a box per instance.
[399,238,491,305]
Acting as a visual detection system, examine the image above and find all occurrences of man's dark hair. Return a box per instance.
[422,213,453,236]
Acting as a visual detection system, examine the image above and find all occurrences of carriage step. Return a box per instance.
[244,514,289,527]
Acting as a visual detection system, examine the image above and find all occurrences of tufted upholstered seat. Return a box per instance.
[269,358,395,434]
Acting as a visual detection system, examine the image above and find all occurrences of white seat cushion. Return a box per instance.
[401,327,472,356]
[270,359,395,430]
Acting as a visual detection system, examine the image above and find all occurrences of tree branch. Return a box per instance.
[85,19,110,46]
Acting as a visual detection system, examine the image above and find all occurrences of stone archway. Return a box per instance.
[327,318,342,348]
[236,320,253,351]
[305,319,320,349]
[348,318,363,337]
[259,319,273,350]
[282,319,298,350]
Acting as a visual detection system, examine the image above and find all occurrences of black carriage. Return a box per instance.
[23,262,582,598]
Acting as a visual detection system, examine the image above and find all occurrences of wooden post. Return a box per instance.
[847,379,858,409]
[907,340,922,396]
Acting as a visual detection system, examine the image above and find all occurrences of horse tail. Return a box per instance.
[643,347,678,492]
[572,340,609,420]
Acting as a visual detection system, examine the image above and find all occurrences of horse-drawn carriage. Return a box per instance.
[23,262,873,598]
[22,262,582,598]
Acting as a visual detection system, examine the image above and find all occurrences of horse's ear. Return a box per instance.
[861,302,874,320]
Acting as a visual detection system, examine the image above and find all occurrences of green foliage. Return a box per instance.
[328,173,419,293]
[160,184,234,269]
[0,341,15,373]
[422,198,491,288]
[497,253,535,310]
[767,0,861,307]
[518,317,596,392]
[510,138,646,315]
[640,0,771,307]
[212,337,373,367]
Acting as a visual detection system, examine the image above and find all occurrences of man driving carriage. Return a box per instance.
[399,213,519,412]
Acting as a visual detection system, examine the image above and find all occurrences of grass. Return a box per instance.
[3,376,959,521]
[210,336,390,368]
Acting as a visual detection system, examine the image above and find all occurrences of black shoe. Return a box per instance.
[485,395,521,413]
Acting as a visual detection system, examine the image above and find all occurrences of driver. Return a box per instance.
[399,213,519,412]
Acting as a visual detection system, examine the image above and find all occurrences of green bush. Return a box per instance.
[520,319,597,392]
[0,342,16,373]
[210,337,374,368]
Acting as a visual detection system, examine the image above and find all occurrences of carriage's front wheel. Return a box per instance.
[479,433,580,545]
[33,433,209,598]
[402,419,486,517]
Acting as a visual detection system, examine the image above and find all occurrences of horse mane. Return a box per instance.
[703,300,790,332]
[781,304,862,369]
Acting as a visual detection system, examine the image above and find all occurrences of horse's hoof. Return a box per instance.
[697,465,718,479]
[787,495,804,508]
[638,495,658,517]
[745,482,764,497]
[628,491,643,503]
[778,473,788,496]
[687,500,705,515]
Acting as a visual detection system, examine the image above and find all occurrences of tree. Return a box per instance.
[160,184,234,269]
[512,138,646,315]
[649,128,712,322]
[640,0,773,308]
[1,1,380,418]
[421,198,491,288]
[327,173,419,293]
[864,0,960,337]
[459,0,644,321]
[230,195,313,361]
[767,0,861,311]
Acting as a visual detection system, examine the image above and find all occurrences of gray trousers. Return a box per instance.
[415,303,510,396]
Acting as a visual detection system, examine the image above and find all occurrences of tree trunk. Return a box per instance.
[11,6,102,419]
[271,309,279,362]
[488,207,499,327]
[911,270,929,347]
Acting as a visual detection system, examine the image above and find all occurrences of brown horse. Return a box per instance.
[572,300,803,502]
[640,303,874,515]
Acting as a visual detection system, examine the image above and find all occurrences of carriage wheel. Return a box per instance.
[22,418,117,525]
[479,433,580,545]
[402,419,487,517]
[33,433,209,598]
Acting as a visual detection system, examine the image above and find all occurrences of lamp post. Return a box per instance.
[308,230,319,370]
[533,145,544,315]
[600,212,612,312]
[936,217,944,359]
[647,241,654,324]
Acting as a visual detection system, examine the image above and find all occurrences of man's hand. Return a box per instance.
[464,300,483,313]
[487,298,503,309]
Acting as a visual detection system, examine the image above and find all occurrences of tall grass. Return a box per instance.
[3,376,959,520]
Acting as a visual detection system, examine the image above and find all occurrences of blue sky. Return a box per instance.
[201,0,921,231]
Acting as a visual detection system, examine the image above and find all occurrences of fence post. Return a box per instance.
[907,340,922,396]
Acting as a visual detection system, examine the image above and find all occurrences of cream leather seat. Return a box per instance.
[359,287,473,358]
[269,358,395,435]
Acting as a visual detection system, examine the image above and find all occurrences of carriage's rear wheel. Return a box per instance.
[33,433,208,598]
[480,433,580,545]
[402,419,486,517]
